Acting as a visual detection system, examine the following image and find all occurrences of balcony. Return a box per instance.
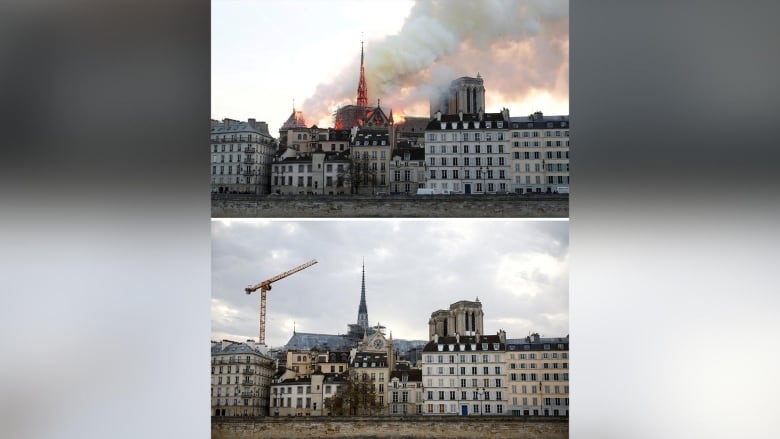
[243,158,255,164]
[242,170,254,177]
[241,381,255,386]
[241,391,254,398]
[244,147,256,154]
[242,368,254,375]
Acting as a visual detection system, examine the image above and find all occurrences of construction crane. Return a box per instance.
[245,259,317,345]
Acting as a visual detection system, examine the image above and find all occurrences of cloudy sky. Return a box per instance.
[212,0,569,134]
[212,219,568,347]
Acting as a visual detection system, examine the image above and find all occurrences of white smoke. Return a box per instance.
[303,0,569,125]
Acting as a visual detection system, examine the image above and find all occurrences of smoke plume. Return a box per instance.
[302,0,568,125]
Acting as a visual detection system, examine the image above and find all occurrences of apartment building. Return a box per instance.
[210,118,276,194]
[423,110,512,194]
[505,334,569,416]
[211,340,275,417]
[508,112,570,193]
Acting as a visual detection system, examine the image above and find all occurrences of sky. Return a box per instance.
[212,219,569,348]
[211,0,569,135]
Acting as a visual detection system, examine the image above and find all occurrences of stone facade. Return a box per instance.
[211,194,569,218]
[212,417,568,439]
[508,112,570,194]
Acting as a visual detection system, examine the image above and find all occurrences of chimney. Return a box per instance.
[455,332,460,343]
[434,333,439,343]
[435,110,442,121]
[248,118,256,128]
[475,331,480,344]
[458,110,463,122]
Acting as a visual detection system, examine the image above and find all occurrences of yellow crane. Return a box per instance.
[245,259,318,345]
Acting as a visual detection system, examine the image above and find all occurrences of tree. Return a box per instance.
[340,151,377,194]
[325,371,381,416]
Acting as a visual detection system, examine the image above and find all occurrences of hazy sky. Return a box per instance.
[212,0,569,135]
[212,219,569,347]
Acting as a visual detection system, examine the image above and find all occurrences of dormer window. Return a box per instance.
[441,122,446,130]
[493,343,499,350]
[438,344,443,351]
[482,343,488,350]
[486,121,492,128]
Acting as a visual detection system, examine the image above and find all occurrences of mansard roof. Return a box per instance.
[505,334,569,351]
[211,119,273,137]
[425,112,507,131]
[422,334,505,352]
[273,152,351,164]
[352,129,389,146]
[353,351,388,367]
[391,146,425,161]
[389,369,422,382]
[328,129,352,141]
[508,113,569,129]
[211,341,274,363]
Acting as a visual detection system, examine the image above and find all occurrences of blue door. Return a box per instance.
[464,184,472,194]
[461,405,468,416]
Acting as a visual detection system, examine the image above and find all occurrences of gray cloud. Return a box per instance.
[212,220,568,347]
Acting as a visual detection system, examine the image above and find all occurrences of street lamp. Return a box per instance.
[477,387,485,417]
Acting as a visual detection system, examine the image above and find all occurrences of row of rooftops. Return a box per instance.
[423,334,505,353]
[210,118,273,137]
[273,369,424,386]
[427,111,569,131]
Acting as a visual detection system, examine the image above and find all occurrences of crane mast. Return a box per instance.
[244,259,317,345]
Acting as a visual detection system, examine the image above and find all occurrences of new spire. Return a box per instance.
[357,258,369,330]
[357,36,368,107]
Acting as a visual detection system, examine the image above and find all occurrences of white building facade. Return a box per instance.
[423,110,512,194]
[421,333,508,416]
[211,118,276,194]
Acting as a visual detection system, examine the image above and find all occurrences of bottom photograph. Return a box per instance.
[211,219,569,438]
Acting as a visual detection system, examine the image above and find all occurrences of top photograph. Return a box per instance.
[211,0,569,218]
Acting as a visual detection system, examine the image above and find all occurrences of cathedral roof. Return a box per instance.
[284,332,354,351]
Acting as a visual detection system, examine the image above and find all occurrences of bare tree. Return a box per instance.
[325,371,381,416]
[339,152,377,194]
